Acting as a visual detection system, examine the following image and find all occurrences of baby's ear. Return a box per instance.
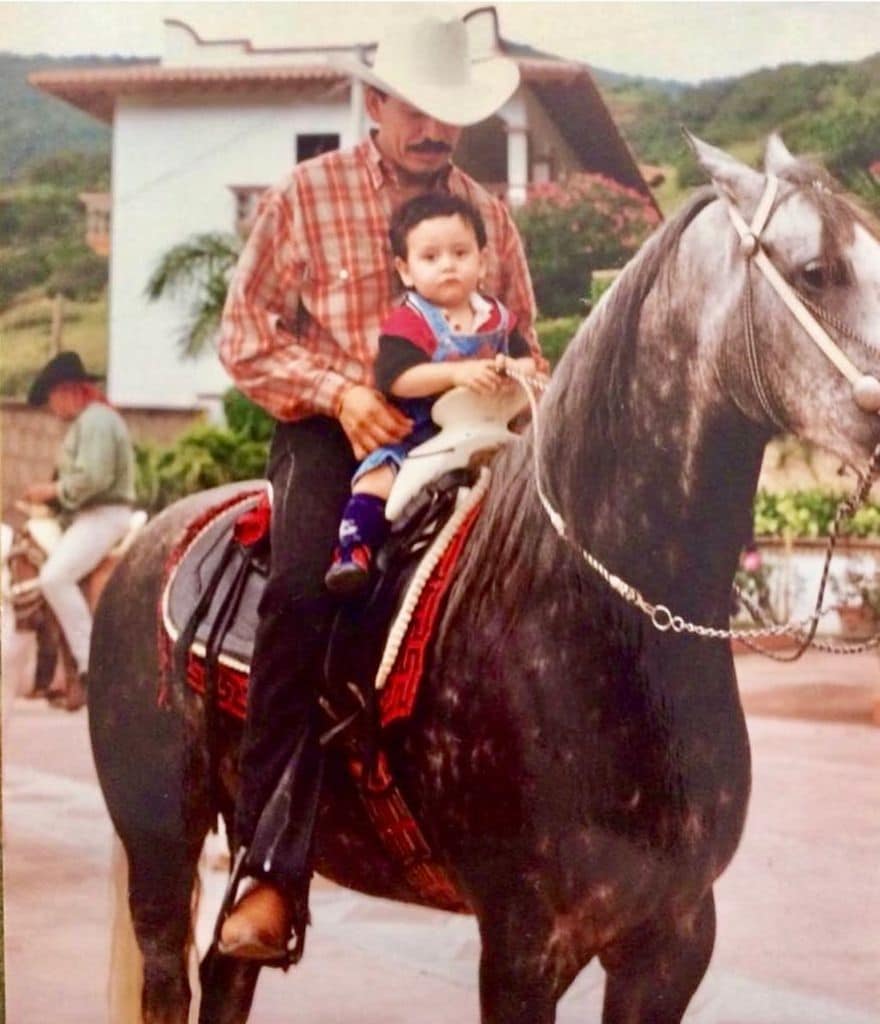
[477,247,489,285]
[394,256,413,288]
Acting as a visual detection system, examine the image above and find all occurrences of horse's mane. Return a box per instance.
[530,186,720,505]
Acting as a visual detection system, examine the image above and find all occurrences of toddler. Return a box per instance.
[325,192,536,595]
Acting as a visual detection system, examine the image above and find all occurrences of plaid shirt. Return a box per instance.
[219,135,540,422]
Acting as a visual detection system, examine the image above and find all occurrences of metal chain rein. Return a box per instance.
[505,365,880,654]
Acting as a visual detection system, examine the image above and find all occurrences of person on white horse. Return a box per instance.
[23,351,136,709]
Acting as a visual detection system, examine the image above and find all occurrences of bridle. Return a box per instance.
[725,172,880,419]
[509,174,880,658]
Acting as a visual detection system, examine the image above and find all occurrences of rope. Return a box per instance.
[374,467,492,691]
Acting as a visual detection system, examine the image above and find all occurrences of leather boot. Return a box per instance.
[218,882,292,960]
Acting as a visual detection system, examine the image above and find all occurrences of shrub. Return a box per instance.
[513,174,660,318]
[135,388,273,513]
[536,316,581,367]
[45,241,108,300]
[23,149,111,191]
[0,248,50,307]
[753,488,880,539]
[135,426,269,514]
[222,388,274,443]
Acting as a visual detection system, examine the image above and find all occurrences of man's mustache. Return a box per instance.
[407,140,453,155]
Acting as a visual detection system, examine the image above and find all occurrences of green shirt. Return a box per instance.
[56,402,136,512]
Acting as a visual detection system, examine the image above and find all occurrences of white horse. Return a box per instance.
[1,521,38,723]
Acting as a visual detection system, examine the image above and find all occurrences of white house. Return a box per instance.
[31,7,653,411]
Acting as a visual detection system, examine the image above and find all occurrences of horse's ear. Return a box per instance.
[682,128,764,208]
[764,133,798,176]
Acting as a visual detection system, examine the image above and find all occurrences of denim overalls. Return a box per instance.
[353,290,512,483]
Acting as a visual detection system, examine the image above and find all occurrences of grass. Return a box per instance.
[0,292,108,397]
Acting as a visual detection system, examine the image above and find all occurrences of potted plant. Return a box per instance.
[830,567,880,638]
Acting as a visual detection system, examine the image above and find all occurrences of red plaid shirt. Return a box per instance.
[219,135,540,422]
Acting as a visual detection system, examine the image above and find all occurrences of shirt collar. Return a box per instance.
[470,292,495,331]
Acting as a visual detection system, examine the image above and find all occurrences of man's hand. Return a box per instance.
[23,482,58,504]
[338,385,412,460]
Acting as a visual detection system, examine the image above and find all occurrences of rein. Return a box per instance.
[511,366,880,655]
[507,176,880,655]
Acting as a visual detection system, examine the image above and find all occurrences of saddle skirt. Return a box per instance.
[161,486,268,672]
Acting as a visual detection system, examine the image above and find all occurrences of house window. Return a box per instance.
[296,134,340,163]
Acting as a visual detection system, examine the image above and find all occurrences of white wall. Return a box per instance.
[108,91,352,409]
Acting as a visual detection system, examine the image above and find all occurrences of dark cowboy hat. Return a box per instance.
[27,351,103,407]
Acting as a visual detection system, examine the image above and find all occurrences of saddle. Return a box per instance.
[161,469,478,717]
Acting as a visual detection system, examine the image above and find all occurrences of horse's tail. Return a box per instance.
[108,835,143,1022]
[107,836,204,1023]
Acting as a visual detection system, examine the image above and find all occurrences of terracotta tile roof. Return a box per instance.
[28,57,587,124]
[28,63,347,122]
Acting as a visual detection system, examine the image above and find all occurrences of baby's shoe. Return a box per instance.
[324,544,372,596]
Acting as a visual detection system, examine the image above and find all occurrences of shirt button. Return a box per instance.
[339,268,350,281]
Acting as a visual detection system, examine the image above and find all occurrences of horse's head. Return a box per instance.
[688,132,880,471]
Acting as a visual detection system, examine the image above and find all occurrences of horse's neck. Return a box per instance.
[547,253,766,622]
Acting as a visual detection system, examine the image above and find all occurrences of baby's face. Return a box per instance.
[395,214,486,311]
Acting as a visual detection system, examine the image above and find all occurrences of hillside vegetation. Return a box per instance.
[0,52,143,180]
[599,52,880,206]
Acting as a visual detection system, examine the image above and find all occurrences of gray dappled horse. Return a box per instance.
[89,136,880,1023]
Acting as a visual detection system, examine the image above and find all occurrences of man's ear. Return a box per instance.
[364,86,386,124]
[394,255,413,288]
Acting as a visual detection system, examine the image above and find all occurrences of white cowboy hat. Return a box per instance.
[334,16,520,127]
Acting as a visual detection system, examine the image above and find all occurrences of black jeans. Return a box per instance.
[234,416,356,895]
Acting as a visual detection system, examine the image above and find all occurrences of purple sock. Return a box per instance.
[338,493,388,551]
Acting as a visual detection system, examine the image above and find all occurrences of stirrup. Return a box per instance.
[214,849,308,969]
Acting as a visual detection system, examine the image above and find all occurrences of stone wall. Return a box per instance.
[1,401,202,525]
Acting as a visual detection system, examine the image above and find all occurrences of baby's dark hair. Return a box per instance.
[390,193,488,259]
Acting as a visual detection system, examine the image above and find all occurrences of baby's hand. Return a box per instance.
[451,359,501,395]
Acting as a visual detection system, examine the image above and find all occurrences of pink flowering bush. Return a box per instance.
[513,173,661,317]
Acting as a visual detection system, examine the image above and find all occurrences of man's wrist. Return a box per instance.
[334,382,356,419]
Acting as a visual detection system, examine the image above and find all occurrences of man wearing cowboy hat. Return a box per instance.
[217,12,542,963]
[23,351,135,710]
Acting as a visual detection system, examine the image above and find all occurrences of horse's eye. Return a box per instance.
[800,259,828,291]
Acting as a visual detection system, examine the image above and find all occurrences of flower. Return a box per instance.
[741,548,763,573]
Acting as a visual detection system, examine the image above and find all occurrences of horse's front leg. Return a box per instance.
[599,891,716,1024]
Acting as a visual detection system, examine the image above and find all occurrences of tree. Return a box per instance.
[145,232,241,357]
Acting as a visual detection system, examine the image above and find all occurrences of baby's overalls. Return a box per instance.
[353,290,512,483]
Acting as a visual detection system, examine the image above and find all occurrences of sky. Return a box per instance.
[1,0,878,83]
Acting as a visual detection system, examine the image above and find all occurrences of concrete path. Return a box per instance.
[3,650,879,1022]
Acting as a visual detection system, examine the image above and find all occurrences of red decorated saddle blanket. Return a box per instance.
[159,473,484,728]
[158,474,486,912]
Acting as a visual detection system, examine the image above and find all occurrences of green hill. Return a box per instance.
[599,52,880,202]
[0,52,147,181]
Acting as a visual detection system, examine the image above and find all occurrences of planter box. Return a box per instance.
[749,537,880,638]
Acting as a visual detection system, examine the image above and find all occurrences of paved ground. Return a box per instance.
[2,649,879,1023]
